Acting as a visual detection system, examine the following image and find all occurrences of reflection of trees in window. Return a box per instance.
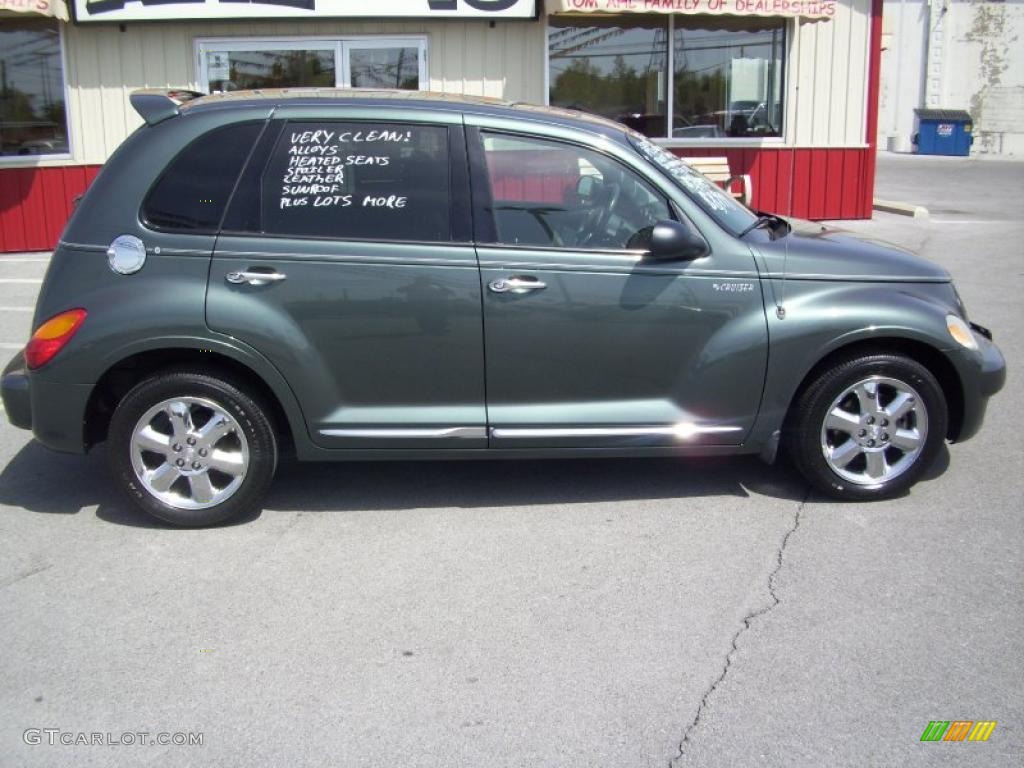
[350,48,420,90]
[225,50,335,90]
[673,23,784,138]
[548,19,667,136]
[208,46,421,92]
[552,56,648,115]
[267,52,328,85]
[548,18,784,140]
[673,69,727,128]
[0,22,69,156]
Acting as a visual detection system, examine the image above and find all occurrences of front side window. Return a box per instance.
[144,122,263,232]
[257,121,450,242]
[548,16,786,140]
[0,19,69,158]
[198,38,427,94]
[479,132,670,250]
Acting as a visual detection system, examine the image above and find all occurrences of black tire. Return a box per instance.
[107,368,278,527]
[788,353,947,500]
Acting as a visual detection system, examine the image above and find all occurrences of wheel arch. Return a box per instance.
[783,337,965,441]
[84,344,307,454]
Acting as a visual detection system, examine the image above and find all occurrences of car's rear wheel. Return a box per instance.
[107,369,277,526]
[789,353,947,500]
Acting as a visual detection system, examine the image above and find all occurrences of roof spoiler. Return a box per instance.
[130,89,206,126]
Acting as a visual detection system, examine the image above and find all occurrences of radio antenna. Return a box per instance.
[774,150,798,319]
[776,231,789,320]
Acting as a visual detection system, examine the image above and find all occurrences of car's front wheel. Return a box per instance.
[107,369,277,526]
[789,353,948,500]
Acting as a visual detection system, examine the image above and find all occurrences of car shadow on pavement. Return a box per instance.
[0,441,113,515]
[0,439,950,528]
[262,454,811,513]
[920,442,951,481]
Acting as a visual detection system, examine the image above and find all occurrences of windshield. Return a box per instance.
[629,136,758,235]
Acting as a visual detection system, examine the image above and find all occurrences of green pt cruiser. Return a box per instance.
[1,89,1006,527]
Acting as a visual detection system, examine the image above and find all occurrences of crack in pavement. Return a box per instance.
[669,487,810,767]
[0,562,53,590]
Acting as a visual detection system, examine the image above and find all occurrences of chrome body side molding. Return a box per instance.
[319,426,487,439]
[489,425,744,439]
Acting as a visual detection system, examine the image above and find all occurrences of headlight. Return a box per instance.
[946,314,979,351]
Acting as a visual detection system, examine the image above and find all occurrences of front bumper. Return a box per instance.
[949,331,1006,443]
[2,351,92,454]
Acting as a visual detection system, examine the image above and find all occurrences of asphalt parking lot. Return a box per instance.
[1,152,1021,767]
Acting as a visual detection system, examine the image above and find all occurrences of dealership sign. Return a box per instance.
[73,0,536,22]
[546,0,835,18]
[1,0,69,19]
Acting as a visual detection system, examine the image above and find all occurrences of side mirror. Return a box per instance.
[646,219,709,261]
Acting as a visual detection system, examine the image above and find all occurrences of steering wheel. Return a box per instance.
[527,207,565,247]
[578,180,622,248]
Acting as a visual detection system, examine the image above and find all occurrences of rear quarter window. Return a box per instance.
[253,121,451,242]
[143,121,263,233]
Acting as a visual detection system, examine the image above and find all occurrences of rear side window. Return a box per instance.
[143,122,262,233]
[255,121,451,242]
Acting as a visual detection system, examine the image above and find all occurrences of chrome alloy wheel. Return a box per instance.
[130,397,249,510]
[820,376,928,486]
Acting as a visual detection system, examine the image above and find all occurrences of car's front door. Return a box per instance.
[469,128,768,449]
[207,116,487,449]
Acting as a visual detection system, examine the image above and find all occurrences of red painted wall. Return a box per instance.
[862,0,885,207]
[484,145,875,219]
[487,148,580,203]
[0,150,876,253]
[667,147,874,220]
[0,165,101,253]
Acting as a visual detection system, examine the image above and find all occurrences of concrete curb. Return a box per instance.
[873,199,930,218]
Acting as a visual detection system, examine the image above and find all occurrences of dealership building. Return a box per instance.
[0,0,882,253]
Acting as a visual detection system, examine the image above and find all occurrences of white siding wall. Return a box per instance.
[13,4,871,168]
[879,0,1024,156]
[58,18,546,166]
[927,0,1024,155]
[878,0,929,153]
[789,0,873,147]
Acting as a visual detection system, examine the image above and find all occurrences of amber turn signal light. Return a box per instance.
[25,309,87,370]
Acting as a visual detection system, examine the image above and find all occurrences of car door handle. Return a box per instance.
[225,270,287,287]
[488,276,547,294]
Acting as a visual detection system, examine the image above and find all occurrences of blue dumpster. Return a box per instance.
[913,109,973,156]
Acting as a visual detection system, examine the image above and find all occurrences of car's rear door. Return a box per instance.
[207,111,487,449]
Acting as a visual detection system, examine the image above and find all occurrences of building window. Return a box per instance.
[346,41,423,90]
[548,17,668,138]
[197,38,427,94]
[204,47,336,92]
[548,16,786,141]
[673,19,785,139]
[0,19,69,158]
